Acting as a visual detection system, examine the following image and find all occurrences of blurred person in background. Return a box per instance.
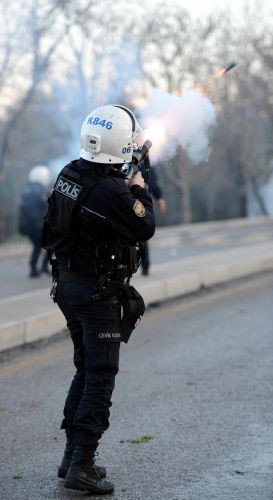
[142,165,166,276]
[18,165,50,277]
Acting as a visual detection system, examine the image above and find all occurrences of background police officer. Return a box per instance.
[41,105,155,494]
[141,165,166,276]
[19,165,50,277]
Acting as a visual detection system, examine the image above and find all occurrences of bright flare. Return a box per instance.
[216,68,226,78]
[143,121,166,159]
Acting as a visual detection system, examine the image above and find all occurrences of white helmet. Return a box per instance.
[28,165,50,187]
[80,104,142,164]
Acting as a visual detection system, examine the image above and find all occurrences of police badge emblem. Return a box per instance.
[133,200,146,217]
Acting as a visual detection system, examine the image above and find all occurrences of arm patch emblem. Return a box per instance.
[133,200,146,217]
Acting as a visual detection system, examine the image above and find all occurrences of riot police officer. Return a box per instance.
[41,105,155,494]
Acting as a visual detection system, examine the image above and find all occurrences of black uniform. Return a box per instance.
[142,166,163,275]
[19,182,49,276]
[42,158,155,450]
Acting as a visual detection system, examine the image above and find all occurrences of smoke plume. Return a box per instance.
[138,88,216,164]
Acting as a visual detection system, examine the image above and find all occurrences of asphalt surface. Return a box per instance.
[0,254,51,299]
[1,220,273,299]
[0,272,273,499]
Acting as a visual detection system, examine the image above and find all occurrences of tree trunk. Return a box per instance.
[237,160,248,218]
[0,205,4,243]
[250,177,268,216]
[177,146,192,223]
[0,85,36,180]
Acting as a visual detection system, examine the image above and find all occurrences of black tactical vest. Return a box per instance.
[41,162,143,279]
[41,162,102,255]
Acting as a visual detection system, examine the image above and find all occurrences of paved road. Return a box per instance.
[0,255,51,299]
[1,220,273,299]
[0,273,273,499]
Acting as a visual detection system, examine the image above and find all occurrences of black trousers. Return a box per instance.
[141,241,150,274]
[29,232,48,272]
[56,280,121,447]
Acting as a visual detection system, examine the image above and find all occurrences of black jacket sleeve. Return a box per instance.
[83,178,155,243]
[148,167,163,200]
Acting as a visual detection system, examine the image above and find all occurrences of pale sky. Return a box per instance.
[167,0,271,17]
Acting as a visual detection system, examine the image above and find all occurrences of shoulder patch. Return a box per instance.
[55,176,82,200]
[133,199,146,217]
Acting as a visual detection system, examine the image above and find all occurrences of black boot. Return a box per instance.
[57,430,74,479]
[29,268,40,278]
[64,445,114,494]
[58,433,107,479]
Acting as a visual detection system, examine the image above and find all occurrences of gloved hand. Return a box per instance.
[129,171,145,189]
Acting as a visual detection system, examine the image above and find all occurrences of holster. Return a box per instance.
[120,286,145,343]
[91,279,145,343]
[90,279,129,302]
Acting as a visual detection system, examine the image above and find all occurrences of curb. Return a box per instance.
[0,310,65,352]
[1,243,273,352]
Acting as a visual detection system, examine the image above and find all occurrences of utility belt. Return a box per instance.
[57,270,129,302]
[59,271,98,285]
[57,270,129,299]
